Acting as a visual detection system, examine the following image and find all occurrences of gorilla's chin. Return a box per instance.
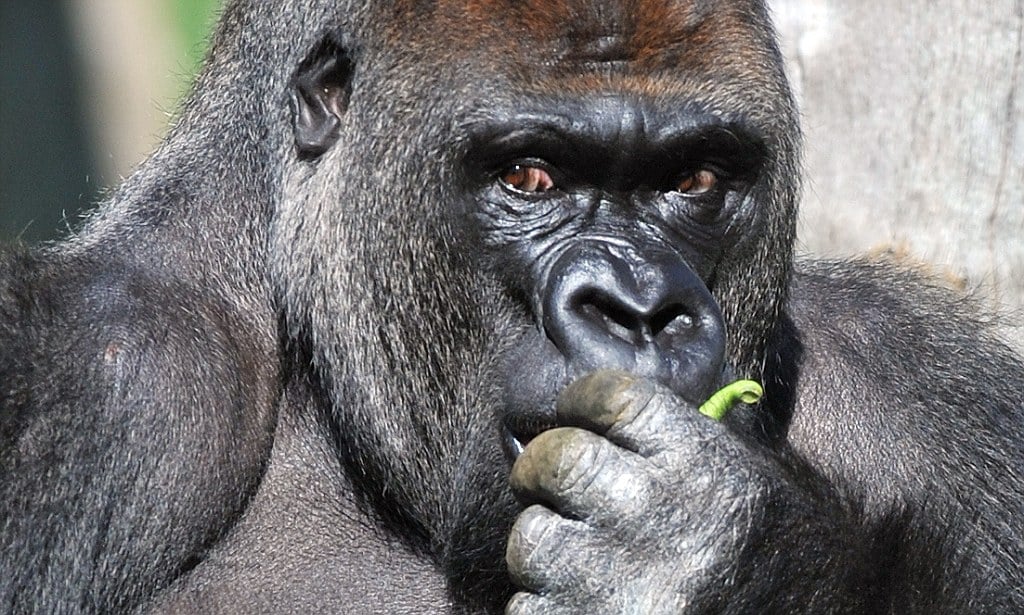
[437,414,521,609]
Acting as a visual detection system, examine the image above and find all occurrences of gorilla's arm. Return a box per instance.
[782,259,1024,609]
[505,259,1024,613]
[0,248,279,612]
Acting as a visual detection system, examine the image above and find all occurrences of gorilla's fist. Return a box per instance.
[506,371,862,614]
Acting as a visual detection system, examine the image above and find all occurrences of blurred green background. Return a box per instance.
[0,0,223,243]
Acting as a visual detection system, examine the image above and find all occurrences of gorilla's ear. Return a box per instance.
[291,35,355,159]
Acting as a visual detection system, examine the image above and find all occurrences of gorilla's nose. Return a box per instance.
[543,243,726,403]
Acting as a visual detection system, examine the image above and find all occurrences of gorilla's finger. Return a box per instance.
[509,427,657,523]
[506,504,591,593]
[505,591,560,615]
[556,370,701,456]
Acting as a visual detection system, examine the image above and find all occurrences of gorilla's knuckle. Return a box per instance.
[505,591,542,615]
[551,431,608,496]
[509,505,555,552]
[507,505,575,587]
[514,427,611,500]
[615,381,678,432]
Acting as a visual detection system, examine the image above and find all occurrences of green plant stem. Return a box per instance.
[698,380,764,421]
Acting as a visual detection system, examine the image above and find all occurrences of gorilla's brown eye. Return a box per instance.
[676,169,719,196]
[500,165,556,194]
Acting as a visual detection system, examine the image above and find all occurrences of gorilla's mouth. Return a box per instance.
[501,421,555,461]
[503,426,526,459]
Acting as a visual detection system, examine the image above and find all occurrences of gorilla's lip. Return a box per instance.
[498,338,566,463]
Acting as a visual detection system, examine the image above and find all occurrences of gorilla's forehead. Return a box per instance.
[375,0,785,135]
[387,0,772,75]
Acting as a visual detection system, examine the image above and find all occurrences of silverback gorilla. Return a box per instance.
[2,1,1024,613]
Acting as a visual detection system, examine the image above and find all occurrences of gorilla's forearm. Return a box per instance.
[781,260,1024,609]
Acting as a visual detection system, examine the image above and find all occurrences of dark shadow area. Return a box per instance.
[1,1,100,244]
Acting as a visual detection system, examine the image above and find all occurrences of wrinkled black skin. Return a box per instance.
[2,0,1024,613]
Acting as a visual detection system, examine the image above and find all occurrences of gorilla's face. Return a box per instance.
[462,97,766,458]
[272,0,798,567]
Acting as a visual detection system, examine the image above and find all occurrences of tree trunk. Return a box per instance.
[772,0,1024,345]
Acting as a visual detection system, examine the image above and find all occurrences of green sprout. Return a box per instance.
[698,380,764,421]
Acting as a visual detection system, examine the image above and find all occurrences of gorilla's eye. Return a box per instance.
[675,169,719,196]
[499,164,556,194]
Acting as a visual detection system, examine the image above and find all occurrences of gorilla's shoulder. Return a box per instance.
[1,244,236,350]
[784,257,1022,382]
[789,258,984,329]
[0,244,274,450]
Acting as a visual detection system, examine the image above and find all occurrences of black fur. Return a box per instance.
[1,1,1022,613]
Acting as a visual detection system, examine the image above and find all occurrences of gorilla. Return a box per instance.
[2,0,1023,613]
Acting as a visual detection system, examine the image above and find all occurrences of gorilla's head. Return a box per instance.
[255,0,798,593]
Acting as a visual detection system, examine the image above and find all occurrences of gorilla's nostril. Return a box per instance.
[572,291,699,346]
[542,244,726,394]
[650,305,696,338]
[576,293,642,345]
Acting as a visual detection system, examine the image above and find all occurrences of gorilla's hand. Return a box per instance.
[505,370,860,614]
